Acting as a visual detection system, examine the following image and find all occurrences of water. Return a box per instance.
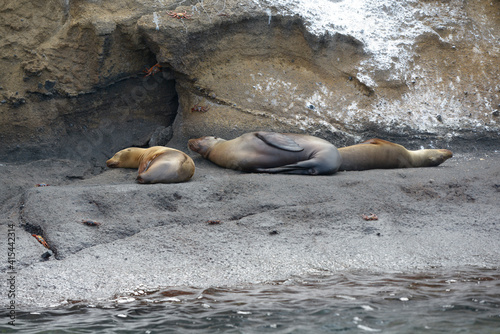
[2,268,499,333]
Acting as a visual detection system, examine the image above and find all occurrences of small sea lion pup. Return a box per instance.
[106,146,195,183]
[188,132,342,175]
[337,138,453,171]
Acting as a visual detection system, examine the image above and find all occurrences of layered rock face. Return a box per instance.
[0,0,178,162]
[1,0,499,162]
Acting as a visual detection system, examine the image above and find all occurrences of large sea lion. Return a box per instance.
[337,138,453,171]
[107,146,195,183]
[188,132,342,175]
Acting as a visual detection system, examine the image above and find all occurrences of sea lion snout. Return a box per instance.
[430,149,453,165]
[439,149,453,158]
[188,136,224,158]
[106,159,119,168]
[187,138,200,152]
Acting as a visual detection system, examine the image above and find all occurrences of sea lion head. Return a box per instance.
[188,136,226,158]
[423,148,453,167]
[106,147,143,168]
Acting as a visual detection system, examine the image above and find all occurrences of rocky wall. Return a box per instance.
[0,0,179,162]
[139,0,500,149]
[1,0,499,163]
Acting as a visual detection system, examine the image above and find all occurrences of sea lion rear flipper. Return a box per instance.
[255,132,304,152]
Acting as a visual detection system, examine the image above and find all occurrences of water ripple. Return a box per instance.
[3,267,499,333]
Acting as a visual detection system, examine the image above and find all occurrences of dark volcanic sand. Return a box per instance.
[0,150,499,308]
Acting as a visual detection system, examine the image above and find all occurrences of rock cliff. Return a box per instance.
[1,0,499,161]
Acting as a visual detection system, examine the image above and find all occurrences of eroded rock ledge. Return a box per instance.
[139,12,372,147]
[1,0,499,163]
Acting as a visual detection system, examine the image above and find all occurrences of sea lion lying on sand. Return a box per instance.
[107,146,195,183]
[338,138,453,171]
[188,132,342,175]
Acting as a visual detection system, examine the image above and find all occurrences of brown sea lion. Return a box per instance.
[106,146,169,168]
[337,138,453,171]
[136,149,195,183]
[107,146,195,183]
[188,132,342,175]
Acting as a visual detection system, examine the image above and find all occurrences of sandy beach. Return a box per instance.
[1,147,499,308]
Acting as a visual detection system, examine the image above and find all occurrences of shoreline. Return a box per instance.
[1,150,499,308]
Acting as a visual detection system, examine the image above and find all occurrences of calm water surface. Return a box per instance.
[2,267,499,333]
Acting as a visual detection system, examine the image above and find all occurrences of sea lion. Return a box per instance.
[107,146,195,183]
[106,146,169,169]
[188,132,342,175]
[136,149,195,184]
[337,138,453,171]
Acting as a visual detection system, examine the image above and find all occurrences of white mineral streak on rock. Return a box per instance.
[268,0,434,80]
[266,8,272,25]
[255,0,499,137]
[153,12,160,31]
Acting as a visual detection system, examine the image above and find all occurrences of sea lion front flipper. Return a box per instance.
[138,159,152,174]
[138,152,163,174]
[255,159,332,175]
[255,165,310,175]
[255,132,304,152]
